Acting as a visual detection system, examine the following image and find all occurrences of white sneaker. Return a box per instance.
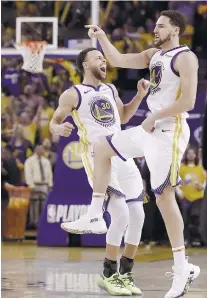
[61,214,107,234]
[164,262,200,298]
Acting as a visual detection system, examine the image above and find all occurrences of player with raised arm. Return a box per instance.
[50,48,150,296]
[80,10,200,298]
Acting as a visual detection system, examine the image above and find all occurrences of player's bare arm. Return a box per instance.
[49,87,78,137]
[142,52,198,133]
[111,79,150,124]
[85,25,157,69]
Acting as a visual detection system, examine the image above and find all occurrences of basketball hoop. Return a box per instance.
[15,41,47,73]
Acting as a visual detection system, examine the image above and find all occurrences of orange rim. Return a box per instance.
[16,41,47,53]
[19,40,47,47]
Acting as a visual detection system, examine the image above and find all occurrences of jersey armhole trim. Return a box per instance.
[105,83,116,102]
[72,86,82,110]
[170,50,190,77]
[149,49,160,64]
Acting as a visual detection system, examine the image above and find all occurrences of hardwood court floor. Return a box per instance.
[2,241,207,298]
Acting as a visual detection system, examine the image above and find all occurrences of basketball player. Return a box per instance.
[49,48,150,296]
[65,10,200,297]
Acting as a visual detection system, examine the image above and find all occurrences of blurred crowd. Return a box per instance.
[1,1,207,241]
[2,1,207,55]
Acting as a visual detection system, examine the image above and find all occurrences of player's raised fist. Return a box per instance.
[57,122,74,137]
[137,79,150,99]
[85,25,106,39]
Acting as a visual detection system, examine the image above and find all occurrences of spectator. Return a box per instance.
[50,81,60,109]
[58,69,73,92]
[42,138,56,170]
[23,84,43,110]
[2,59,21,97]
[1,146,21,186]
[24,144,53,192]
[110,28,127,53]
[18,107,41,145]
[168,1,196,25]
[1,28,15,48]
[1,161,10,238]
[202,103,207,172]
[192,3,207,56]
[200,102,207,246]
[43,61,54,85]
[1,142,20,239]
[1,113,13,145]
[1,87,12,114]
[177,146,206,245]
[28,74,49,96]
[198,146,203,165]
[8,124,33,166]
[20,71,31,92]
[24,144,53,228]
[39,97,55,141]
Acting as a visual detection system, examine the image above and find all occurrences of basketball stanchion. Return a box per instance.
[3,185,31,241]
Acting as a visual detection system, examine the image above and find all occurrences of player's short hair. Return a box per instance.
[76,47,98,74]
[160,10,186,35]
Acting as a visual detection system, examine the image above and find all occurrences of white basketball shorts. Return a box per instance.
[106,118,190,195]
[81,144,144,204]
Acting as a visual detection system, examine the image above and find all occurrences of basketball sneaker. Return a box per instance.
[164,262,200,298]
[97,272,132,296]
[61,214,107,234]
[119,272,142,295]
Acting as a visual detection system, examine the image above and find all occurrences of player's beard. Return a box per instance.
[154,33,171,47]
[91,67,105,80]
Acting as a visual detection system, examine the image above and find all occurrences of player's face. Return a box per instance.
[85,51,107,80]
[154,16,178,47]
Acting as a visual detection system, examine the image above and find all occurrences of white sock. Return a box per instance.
[172,246,187,270]
[87,192,105,217]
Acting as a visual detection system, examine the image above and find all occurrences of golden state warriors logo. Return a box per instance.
[90,95,115,127]
[62,141,83,169]
[150,62,163,95]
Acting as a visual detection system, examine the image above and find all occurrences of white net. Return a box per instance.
[15,41,47,73]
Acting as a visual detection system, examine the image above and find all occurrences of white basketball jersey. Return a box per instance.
[147,45,190,120]
[71,83,121,144]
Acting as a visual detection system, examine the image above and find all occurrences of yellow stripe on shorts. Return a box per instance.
[72,110,94,181]
[72,110,109,202]
[170,85,183,185]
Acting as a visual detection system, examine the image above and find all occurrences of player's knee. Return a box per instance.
[125,202,144,246]
[162,186,176,197]
[106,201,129,246]
[109,200,129,230]
[94,138,115,158]
[113,206,129,229]
[156,187,176,206]
[156,194,164,206]
[128,201,145,227]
